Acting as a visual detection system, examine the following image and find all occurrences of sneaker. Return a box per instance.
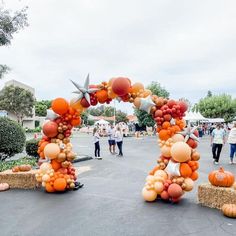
[229,161,233,165]
[214,161,219,165]
[97,157,102,160]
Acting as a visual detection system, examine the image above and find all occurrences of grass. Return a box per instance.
[0,157,37,172]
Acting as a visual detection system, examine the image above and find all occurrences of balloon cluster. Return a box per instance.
[142,97,201,203]
[36,98,81,192]
[36,75,201,199]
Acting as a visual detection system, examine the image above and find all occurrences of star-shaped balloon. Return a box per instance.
[139,95,155,113]
[45,110,59,121]
[71,74,100,105]
[164,160,180,177]
[178,125,199,142]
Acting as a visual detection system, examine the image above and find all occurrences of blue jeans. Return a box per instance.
[230,144,236,160]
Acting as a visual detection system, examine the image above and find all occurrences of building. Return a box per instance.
[0,80,36,129]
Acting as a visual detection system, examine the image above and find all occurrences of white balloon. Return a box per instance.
[46,109,59,120]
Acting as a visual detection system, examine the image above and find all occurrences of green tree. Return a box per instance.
[0,6,28,79]
[35,100,52,116]
[115,110,128,123]
[135,81,169,127]
[0,85,35,125]
[207,90,213,97]
[193,93,236,122]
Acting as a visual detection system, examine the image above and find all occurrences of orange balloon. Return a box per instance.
[44,143,60,160]
[141,89,152,98]
[45,183,55,193]
[131,83,144,94]
[51,159,61,171]
[54,178,67,191]
[51,98,69,115]
[96,90,108,103]
[71,117,81,126]
[158,130,171,141]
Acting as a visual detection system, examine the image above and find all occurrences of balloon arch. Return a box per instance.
[36,75,200,203]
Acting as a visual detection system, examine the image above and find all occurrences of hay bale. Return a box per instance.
[0,169,39,189]
[198,183,236,209]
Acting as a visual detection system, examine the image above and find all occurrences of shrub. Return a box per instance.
[0,157,37,172]
[26,139,40,158]
[0,117,26,160]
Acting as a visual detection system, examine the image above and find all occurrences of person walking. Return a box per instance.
[115,126,123,157]
[93,127,102,160]
[227,123,236,164]
[107,124,116,154]
[211,123,226,164]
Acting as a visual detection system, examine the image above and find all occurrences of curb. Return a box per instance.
[73,155,93,163]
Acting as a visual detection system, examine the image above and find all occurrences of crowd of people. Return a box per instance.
[93,124,124,160]
[91,121,236,164]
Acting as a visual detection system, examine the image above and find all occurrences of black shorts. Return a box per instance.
[108,140,116,146]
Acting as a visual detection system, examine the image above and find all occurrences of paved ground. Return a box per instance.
[1,134,236,236]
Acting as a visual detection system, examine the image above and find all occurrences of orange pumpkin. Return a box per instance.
[180,163,192,178]
[96,90,108,103]
[51,98,69,115]
[208,167,235,187]
[54,178,67,191]
[222,204,236,218]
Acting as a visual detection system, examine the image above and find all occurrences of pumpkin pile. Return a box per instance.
[36,98,82,193]
[12,164,32,172]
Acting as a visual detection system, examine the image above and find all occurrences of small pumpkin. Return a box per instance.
[18,164,32,172]
[233,182,236,190]
[0,183,9,191]
[222,204,236,218]
[12,166,20,172]
[208,167,235,187]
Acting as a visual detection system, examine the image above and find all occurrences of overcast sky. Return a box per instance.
[1,0,236,114]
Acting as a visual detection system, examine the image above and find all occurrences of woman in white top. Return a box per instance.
[228,123,236,164]
[93,127,102,160]
[115,126,123,157]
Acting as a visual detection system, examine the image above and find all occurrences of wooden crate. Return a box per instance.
[198,183,236,209]
[0,169,39,189]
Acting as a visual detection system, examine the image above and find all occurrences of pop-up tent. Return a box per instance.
[184,111,208,121]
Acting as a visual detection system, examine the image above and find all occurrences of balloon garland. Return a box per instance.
[36,75,200,200]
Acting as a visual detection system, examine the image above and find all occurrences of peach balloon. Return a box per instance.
[160,145,171,158]
[184,178,194,192]
[44,143,60,159]
[70,98,85,113]
[131,82,144,94]
[141,89,152,98]
[171,134,185,143]
[142,188,157,202]
[170,142,191,163]
[154,182,164,194]
[154,170,168,180]
[146,175,155,183]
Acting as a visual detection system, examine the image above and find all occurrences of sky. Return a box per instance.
[1,0,236,114]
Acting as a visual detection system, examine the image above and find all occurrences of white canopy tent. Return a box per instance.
[94,119,109,125]
[207,118,225,123]
[184,111,208,121]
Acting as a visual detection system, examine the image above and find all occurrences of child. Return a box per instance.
[93,127,102,160]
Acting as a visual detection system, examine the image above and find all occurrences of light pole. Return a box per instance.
[113,99,116,126]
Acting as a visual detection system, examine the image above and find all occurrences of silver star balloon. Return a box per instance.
[45,110,59,120]
[139,95,155,113]
[178,125,199,142]
[164,160,180,177]
[71,74,100,105]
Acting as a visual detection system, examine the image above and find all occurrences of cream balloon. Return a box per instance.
[146,175,156,183]
[154,170,168,180]
[184,178,194,191]
[154,182,164,194]
[160,145,171,158]
[142,188,158,202]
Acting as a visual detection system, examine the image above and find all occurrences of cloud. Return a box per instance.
[1,0,236,114]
